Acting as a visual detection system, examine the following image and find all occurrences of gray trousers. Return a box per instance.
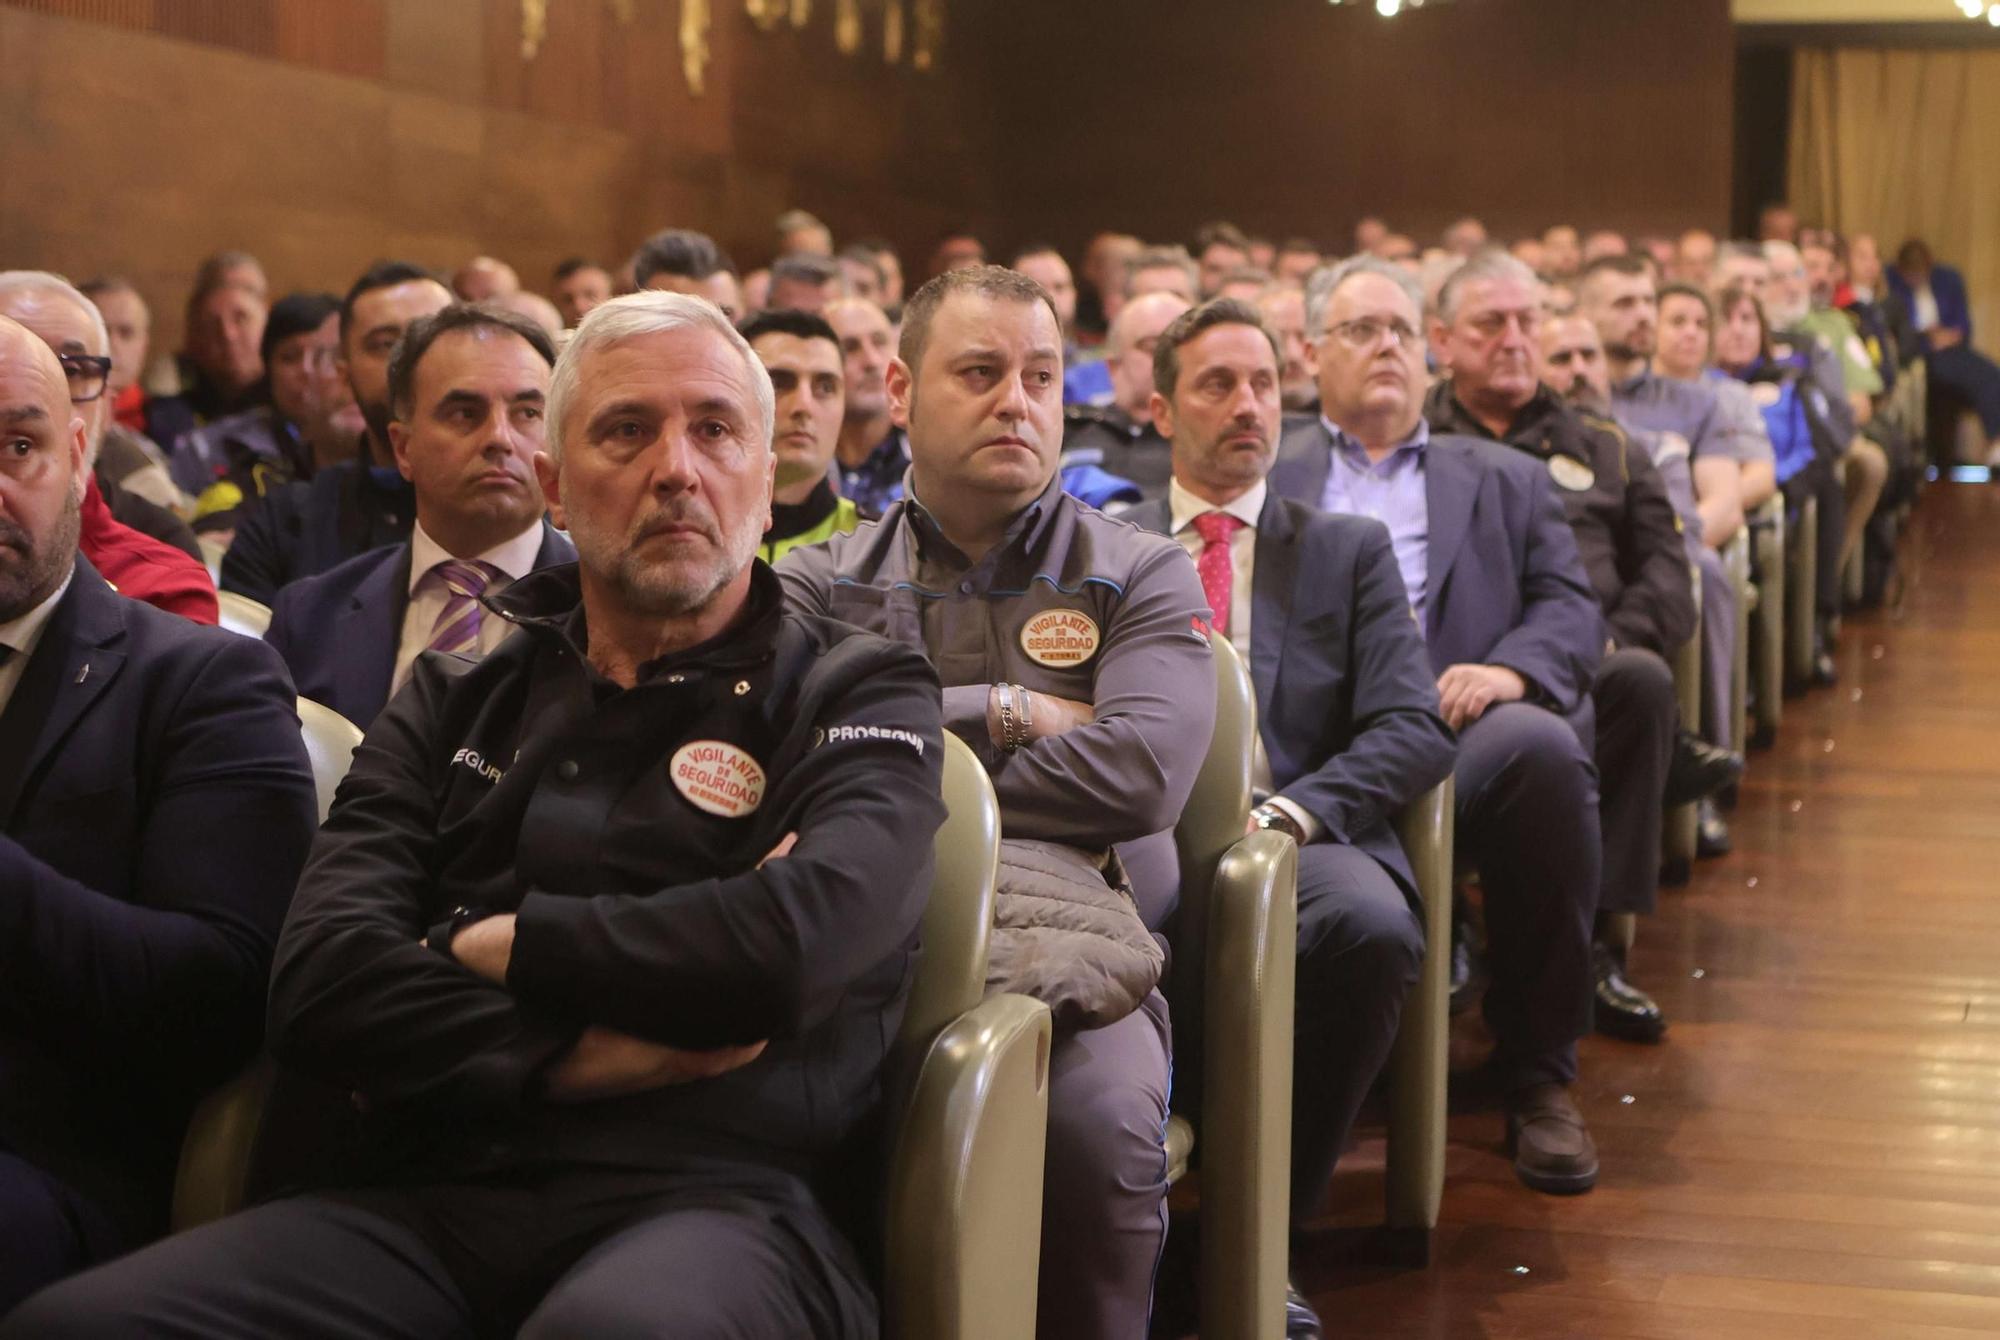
[1697,545,1736,747]
[2,1166,875,1340]
[1038,988,1171,1340]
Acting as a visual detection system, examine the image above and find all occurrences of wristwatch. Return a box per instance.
[427,905,500,963]
[1249,804,1306,845]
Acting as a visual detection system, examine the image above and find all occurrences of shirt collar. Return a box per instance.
[1168,476,1266,534]
[0,569,75,663]
[1322,413,1429,465]
[407,519,547,596]
[905,468,1065,566]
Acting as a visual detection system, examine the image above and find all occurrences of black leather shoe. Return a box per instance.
[1592,941,1666,1043]
[1665,731,1745,806]
[1811,624,1839,686]
[1285,1280,1324,1339]
[1696,797,1732,858]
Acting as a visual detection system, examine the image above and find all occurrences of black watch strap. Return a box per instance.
[428,905,496,963]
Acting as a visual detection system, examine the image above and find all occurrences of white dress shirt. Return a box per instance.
[1912,284,1940,333]
[392,522,547,696]
[0,572,74,720]
[1167,477,1320,842]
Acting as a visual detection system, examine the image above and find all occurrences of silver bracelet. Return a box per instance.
[1011,683,1032,745]
[995,683,1022,752]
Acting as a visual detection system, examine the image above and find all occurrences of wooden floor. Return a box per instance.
[1299,482,2000,1338]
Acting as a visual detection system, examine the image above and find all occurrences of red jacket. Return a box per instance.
[79,475,218,624]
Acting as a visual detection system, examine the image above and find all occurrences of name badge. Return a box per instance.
[670,740,766,818]
[1020,608,1102,668]
[1548,456,1595,492]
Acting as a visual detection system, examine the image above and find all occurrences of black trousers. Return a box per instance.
[0,1153,127,1318]
[1784,458,1845,621]
[1929,344,2000,440]
[1289,844,1424,1215]
[1591,649,1678,919]
[3,1163,876,1340]
[1454,702,1599,1091]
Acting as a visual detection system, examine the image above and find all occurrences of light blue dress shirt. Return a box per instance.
[1318,416,1431,630]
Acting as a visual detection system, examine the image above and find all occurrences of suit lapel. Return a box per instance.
[1248,494,1296,713]
[0,562,127,830]
[1424,438,1478,620]
[339,547,413,721]
[1272,420,1334,505]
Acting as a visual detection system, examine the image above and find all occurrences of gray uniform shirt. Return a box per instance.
[1613,370,1725,463]
[1704,377,1778,467]
[777,473,1216,850]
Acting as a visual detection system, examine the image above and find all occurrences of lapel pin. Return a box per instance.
[75,662,90,685]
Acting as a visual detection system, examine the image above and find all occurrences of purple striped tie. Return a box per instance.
[424,560,500,655]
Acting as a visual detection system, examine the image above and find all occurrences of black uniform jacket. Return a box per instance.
[1426,382,1696,658]
[265,561,946,1185]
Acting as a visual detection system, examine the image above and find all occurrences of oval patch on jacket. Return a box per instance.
[1548,455,1596,492]
[1020,608,1102,667]
[669,740,766,818]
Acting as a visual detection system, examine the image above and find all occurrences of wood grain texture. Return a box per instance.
[1299,483,2000,1337]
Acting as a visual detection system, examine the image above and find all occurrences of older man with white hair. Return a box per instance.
[9,292,949,1339]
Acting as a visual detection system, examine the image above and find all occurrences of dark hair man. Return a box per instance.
[740,308,861,562]
[262,303,573,729]
[551,257,613,328]
[766,254,845,313]
[1191,221,1252,298]
[12,292,948,1339]
[633,228,743,321]
[781,265,1214,1340]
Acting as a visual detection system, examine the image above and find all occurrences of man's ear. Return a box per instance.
[1149,391,1176,442]
[533,450,565,529]
[886,358,913,430]
[1427,319,1451,372]
[387,418,417,483]
[65,416,87,503]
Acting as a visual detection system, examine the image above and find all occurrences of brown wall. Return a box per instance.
[1,0,1734,350]
[966,0,1736,260]
[0,0,999,349]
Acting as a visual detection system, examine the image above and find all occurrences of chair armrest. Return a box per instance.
[1198,829,1297,1340]
[885,992,1052,1340]
[1387,779,1455,1236]
[171,1057,276,1232]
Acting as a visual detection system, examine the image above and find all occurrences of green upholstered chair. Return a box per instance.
[1749,494,1786,743]
[1383,777,1455,1263]
[1785,494,1819,690]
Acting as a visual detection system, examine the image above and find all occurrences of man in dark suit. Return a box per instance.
[0,316,317,1311]
[1423,250,1697,1048]
[1887,238,2000,460]
[1128,299,1456,1339]
[221,261,453,603]
[264,303,573,728]
[1273,257,1607,1196]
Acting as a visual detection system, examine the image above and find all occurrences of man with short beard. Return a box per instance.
[11,292,947,1339]
[781,266,1214,1340]
[221,262,449,603]
[0,315,315,1313]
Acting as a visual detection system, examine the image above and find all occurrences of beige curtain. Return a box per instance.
[1789,47,2000,347]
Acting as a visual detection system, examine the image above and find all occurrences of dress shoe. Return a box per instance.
[1665,730,1745,806]
[1285,1280,1324,1339]
[1811,624,1839,686]
[1696,797,1732,858]
[1507,1083,1599,1194]
[1592,941,1666,1043]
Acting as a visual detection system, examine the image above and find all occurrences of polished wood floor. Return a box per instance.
[1299,482,2000,1338]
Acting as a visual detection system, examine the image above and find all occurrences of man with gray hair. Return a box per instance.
[12,291,950,1338]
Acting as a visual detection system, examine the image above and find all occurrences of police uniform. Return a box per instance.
[1061,403,1174,504]
[14,561,946,1340]
[779,473,1214,1340]
[1428,383,1693,921]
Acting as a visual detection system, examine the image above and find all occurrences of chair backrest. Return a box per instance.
[197,536,227,584]
[215,590,273,639]
[296,697,364,824]
[1172,631,1253,922]
[896,732,1000,1067]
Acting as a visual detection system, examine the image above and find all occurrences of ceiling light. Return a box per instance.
[1377,0,1402,13]
[1958,0,1981,15]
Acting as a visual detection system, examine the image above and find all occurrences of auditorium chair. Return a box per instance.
[1726,527,1753,755]
[197,537,226,585]
[1748,494,1786,744]
[1662,576,1703,885]
[1168,631,1298,1340]
[214,590,273,639]
[1383,776,1454,1265]
[1785,494,1819,691]
[171,724,1057,1340]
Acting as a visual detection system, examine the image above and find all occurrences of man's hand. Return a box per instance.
[986,685,1095,747]
[758,832,798,867]
[1436,664,1526,730]
[449,913,516,986]
[1928,326,1965,352]
[543,1027,767,1103]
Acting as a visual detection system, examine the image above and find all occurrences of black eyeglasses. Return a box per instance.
[58,354,113,404]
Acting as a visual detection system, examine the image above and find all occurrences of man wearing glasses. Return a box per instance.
[0,273,216,623]
[1273,255,1608,1195]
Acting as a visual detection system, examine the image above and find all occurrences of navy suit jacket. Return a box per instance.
[264,523,575,729]
[1887,263,1973,343]
[1271,420,1604,716]
[0,556,317,1235]
[1131,492,1456,894]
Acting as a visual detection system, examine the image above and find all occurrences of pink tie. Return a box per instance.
[424,560,501,654]
[1192,511,1244,637]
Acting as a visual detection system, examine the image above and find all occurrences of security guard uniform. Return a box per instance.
[759,477,863,565]
[779,472,1213,1340]
[1428,382,1693,920]
[1061,403,1174,503]
[18,561,946,1339]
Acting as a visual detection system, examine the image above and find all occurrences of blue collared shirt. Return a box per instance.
[1318,416,1430,630]
[837,428,910,518]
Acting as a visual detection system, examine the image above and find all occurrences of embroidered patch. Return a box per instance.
[669,740,767,818]
[1548,455,1596,492]
[451,747,505,784]
[1020,608,1102,667]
